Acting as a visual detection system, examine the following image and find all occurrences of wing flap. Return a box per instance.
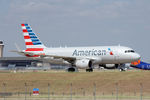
[40,54,76,62]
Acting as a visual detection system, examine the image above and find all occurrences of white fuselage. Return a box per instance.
[37,46,141,65]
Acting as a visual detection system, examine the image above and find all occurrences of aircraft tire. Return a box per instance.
[119,68,125,72]
[86,68,93,72]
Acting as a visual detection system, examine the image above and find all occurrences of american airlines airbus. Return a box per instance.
[14,24,141,72]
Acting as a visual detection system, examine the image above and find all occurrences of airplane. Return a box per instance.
[131,60,150,70]
[13,23,141,72]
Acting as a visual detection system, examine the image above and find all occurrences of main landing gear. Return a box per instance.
[86,68,93,72]
[118,64,126,72]
[119,68,125,72]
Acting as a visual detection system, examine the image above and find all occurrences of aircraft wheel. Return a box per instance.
[119,68,125,72]
[86,68,93,72]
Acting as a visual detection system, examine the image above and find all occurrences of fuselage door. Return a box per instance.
[114,50,120,63]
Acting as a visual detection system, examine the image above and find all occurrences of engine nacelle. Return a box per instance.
[105,64,115,68]
[100,64,118,69]
[75,59,92,69]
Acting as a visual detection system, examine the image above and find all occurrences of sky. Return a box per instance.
[0,0,150,61]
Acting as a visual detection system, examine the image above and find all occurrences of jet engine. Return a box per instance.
[100,64,118,69]
[75,59,92,69]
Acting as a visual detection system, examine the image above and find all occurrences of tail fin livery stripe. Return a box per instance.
[26,27,31,30]
[26,42,33,45]
[32,41,41,44]
[24,36,30,39]
[22,26,26,29]
[25,45,44,48]
[23,33,29,36]
[21,24,25,26]
[27,30,32,32]
[33,42,42,45]
[24,24,28,26]
[21,24,28,26]
[23,29,28,32]
[30,36,37,38]
[29,33,35,35]
[25,42,42,45]
[21,23,46,49]
[31,39,39,42]
[25,48,44,51]
[25,39,32,42]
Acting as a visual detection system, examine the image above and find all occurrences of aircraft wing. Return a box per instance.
[11,50,99,65]
[40,54,100,64]
[40,54,77,63]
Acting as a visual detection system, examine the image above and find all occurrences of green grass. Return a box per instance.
[0,70,150,97]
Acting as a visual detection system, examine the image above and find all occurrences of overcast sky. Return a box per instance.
[0,0,150,61]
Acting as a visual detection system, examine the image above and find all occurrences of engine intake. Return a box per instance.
[75,59,92,69]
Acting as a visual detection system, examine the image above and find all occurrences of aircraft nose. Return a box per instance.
[134,53,141,60]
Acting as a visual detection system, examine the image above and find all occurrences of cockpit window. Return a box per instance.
[130,50,135,53]
[125,50,135,53]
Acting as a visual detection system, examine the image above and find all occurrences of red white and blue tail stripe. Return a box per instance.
[21,24,46,57]
[21,24,46,50]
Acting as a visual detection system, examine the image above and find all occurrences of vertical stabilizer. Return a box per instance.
[21,24,46,51]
